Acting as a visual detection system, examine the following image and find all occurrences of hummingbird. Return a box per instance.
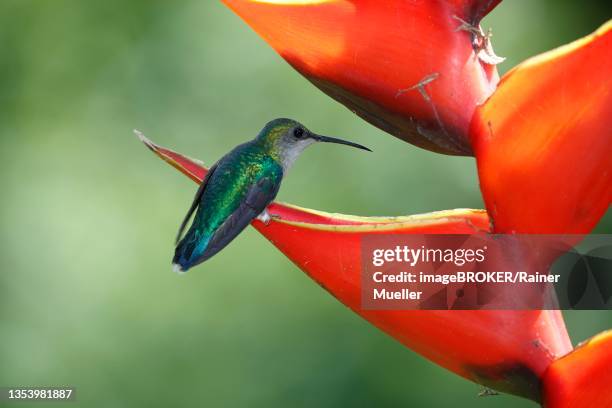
[172,118,371,273]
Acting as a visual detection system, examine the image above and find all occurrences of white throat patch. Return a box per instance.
[279,139,315,172]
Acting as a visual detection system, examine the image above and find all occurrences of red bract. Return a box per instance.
[542,331,612,408]
[222,0,502,156]
[471,21,612,233]
[138,133,572,401]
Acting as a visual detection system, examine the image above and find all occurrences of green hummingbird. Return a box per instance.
[171,118,371,273]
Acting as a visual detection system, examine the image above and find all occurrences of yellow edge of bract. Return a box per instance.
[507,19,611,73]
[576,329,612,350]
[277,202,486,223]
[164,156,202,183]
[271,204,488,232]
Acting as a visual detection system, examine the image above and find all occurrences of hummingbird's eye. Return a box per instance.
[293,127,304,139]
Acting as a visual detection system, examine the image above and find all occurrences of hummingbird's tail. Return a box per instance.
[172,230,211,273]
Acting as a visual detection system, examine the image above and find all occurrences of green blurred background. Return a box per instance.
[1,1,610,407]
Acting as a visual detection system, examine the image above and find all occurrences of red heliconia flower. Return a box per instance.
[138,134,572,402]
[143,1,611,403]
[222,0,503,156]
[471,21,612,233]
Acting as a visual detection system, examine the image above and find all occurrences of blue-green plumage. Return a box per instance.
[173,118,370,272]
[173,140,283,270]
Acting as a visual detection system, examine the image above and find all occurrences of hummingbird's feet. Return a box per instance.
[257,209,280,226]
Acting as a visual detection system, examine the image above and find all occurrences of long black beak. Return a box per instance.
[311,133,372,152]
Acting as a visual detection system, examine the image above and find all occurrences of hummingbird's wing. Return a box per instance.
[198,175,281,261]
[175,163,218,245]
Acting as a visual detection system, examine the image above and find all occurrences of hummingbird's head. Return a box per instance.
[257,118,371,171]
